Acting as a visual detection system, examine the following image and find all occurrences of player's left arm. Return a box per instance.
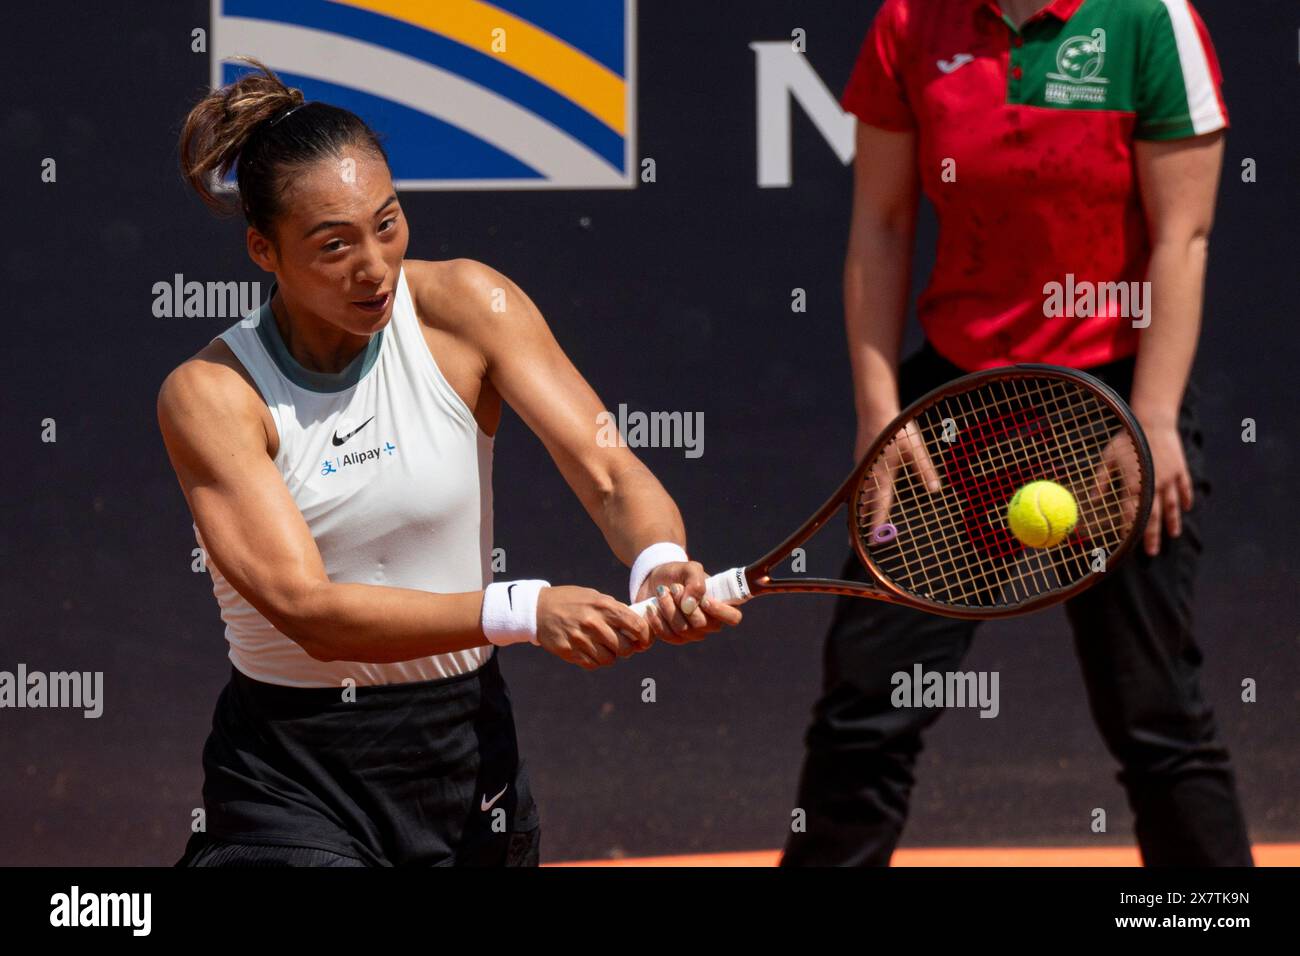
[1129,0,1229,555]
[420,258,740,643]
[1131,128,1225,555]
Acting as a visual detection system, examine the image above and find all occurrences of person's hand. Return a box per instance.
[634,561,743,645]
[1089,418,1189,557]
[1133,416,1192,556]
[535,586,651,670]
[857,415,943,534]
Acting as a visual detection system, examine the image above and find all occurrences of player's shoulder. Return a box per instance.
[1083,0,1185,30]
[404,257,504,310]
[403,256,524,341]
[877,0,966,27]
[864,0,974,52]
[1111,0,1185,17]
[157,339,265,444]
[870,0,912,30]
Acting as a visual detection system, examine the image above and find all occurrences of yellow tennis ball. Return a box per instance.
[1007,481,1078,548]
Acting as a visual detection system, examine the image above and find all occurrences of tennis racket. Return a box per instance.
[631,364,1153,620]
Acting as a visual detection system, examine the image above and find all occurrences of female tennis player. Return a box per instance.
[783,0,1252,866]
[161,60,740,867]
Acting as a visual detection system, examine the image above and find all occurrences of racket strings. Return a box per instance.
[875,388,1138,605]
[874,390,1132,554]
[855,377,1147,609]
[891,385,1137,604]
[931,382,1136,549]
[873,451,1117,605]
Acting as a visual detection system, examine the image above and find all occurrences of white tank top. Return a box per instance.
[196,265,495,687]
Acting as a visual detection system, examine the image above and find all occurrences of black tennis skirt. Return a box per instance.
[175,652,539,867]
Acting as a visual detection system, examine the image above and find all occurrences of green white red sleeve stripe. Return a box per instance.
[1159,0,1228,134]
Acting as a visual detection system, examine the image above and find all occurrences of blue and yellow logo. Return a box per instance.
[211,0,635,189]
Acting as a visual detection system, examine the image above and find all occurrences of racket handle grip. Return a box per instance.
[628,567,751,616]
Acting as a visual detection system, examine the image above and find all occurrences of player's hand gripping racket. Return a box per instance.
[631,365,1153,620]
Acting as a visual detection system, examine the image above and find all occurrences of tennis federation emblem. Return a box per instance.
[1045,28,1108,105]
[210,0,636,190]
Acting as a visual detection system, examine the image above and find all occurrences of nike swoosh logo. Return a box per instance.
[507,583,518,609]
[937,53,974,74]
[332,415,375,446]
[481,784,508,812]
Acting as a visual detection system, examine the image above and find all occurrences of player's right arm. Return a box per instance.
[156,354,646,668]
[844,122,940,519]
[844,121,921,465]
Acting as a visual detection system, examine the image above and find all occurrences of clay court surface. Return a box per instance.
[554,844,1300,866]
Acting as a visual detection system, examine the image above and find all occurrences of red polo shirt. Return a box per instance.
[843,0,1228,371]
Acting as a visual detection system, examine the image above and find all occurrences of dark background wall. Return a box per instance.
[3,1,1296,864]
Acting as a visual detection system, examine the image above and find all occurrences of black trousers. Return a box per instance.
[781,342,1253,867]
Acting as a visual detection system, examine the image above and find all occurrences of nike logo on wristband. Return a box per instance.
[481,784,509,812]
[507,583,518,608]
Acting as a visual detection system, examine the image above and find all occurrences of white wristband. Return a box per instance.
[629,542,689,603]
[481,580,549,647]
